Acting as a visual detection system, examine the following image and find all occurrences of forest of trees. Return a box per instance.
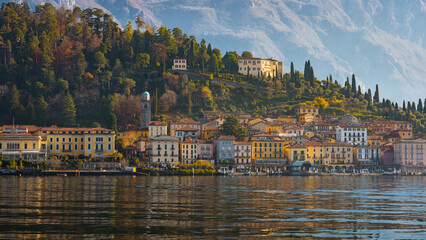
[0,2,424,134]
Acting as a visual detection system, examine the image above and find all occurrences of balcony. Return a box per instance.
[95,149,104,153]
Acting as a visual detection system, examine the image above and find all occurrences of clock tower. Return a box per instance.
[141,91,151,130]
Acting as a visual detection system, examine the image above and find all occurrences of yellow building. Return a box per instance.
[277,116,297,124]
[266,124,283,134]
[237,57,283,77]
[180,139,197,164]
[324,142,354,172]
[285,143,308,163]
[201,126,220,140]
[39,127,115,159]
[303,142,326,166]
[250,134,287,165]
[0,127,46,161]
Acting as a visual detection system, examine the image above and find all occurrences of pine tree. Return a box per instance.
[35,95,49,126]
[61,92,77,126]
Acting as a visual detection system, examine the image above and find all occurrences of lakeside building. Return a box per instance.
[394,139,425,173]
[336,123,367,145]
[354,145,381,171]
[0,127,46,161]
[215,136,235,164]
[180,139,197,164]
[251,134,287,166]
[197,141,214,164]
[40,126,115,159]
[148,121,168,138]
[172,58,187,70]
[201,126,221,140]
[237,57,283,77]
[324,142,354,172]
[148,136,179,165]
[234,141,252,168]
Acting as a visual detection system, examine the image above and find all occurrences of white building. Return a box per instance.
[234,141,252,167]
[148,136,179,165]
[172,58,187,70]
[148,121,168,138]
[336,123,367,145]
[237,57,282,77]
[355,145,381,171]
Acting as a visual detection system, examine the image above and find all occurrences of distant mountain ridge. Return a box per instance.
[10,0,426,102]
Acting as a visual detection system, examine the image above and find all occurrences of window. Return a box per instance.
[24,143,27,149]
[75,144,78,150]
[56,144,59,150]
[33,143,36,149]
[50,138,53,142]
[56,138,59,142]
[108,144,111,150]
[88,144,91,150]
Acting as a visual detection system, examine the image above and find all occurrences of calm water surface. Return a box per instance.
[0,176,425,239]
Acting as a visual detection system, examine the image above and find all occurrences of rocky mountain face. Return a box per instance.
[11,0,426,102]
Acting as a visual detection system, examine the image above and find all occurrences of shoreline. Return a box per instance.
[0,169,424,177]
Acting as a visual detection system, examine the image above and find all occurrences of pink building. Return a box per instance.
[394,139,425,173]
[170,119,201,137]
[197,141,214,164]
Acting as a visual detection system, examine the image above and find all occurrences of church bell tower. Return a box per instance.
[141,91,151,130]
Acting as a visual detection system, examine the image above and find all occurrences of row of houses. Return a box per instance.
[0,125,115,162]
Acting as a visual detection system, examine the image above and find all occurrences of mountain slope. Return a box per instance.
[11,0,426,102]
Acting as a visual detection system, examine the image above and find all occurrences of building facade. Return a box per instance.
[197,141,215,164]
[148,121,168,138]
[180,139,197,164]
[170,119,201,137]
[215,136,235,163]
[172,58,187,70]
[394,139,425,173]
[234,141,252,166]
[336,123,367,145]
[237,57,282,77]
[42,127,115,159]
[0,127,46,161]
[148,136,179,165]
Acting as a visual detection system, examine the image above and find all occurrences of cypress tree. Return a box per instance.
[407,101,411,111]
[373,84,379,103]
[309,66,314,86]
[411,102,416,112]
[424,98,426,114]
[290,61,295,83]
[403,101,406,111]
[367,89,372,106]
[351,74,357,94]
[357,85,361,97]
[417,98,422,114]
[395,102,398,110]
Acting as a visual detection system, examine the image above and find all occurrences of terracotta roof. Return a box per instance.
[172,118,200,125]
[217,135,236,140]
[149,121,167,126]
[175,126,198,131]
[40,126,113,132]
[290,143,307,148]
[338,123,366,128]
[235,141,251,145]
[0,125,41,132]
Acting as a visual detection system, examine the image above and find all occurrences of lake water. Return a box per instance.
[0,176,425,239]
